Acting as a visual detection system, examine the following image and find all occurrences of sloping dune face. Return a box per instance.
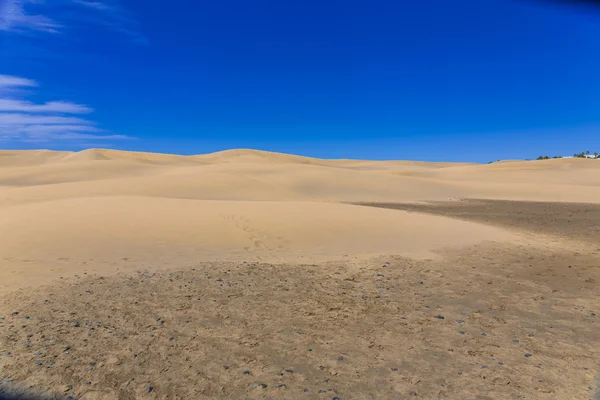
[1,149,599,292]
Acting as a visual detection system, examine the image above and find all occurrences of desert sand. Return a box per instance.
[0,149,599,399]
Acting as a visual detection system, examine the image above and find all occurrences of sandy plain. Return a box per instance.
[0,149,599,399]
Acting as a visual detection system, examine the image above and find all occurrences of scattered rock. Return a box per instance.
[524,353,533,357]
[250,383,267,389]
[243,370,251,375]
[338,356,344,361]
[512,340,520,343]
[307,347,313,351]
[222,365,229,370]
[481,333,487,337]
[34,360,42,366]
[275,383,286,388]
[391,368,398,371]
[285,369,293,373]
[481,365,487,369]
[409,391,417,397]
[528,333,535,337]
[146,386,153,393]
[434,315,445,319]
[456,320,464,323]
[418,281,423,285]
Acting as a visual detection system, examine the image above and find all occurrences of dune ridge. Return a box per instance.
[1,148,600,293]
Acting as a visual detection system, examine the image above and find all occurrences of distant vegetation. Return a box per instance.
[535,151,599,160]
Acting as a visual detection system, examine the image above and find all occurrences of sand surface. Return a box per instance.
[0,149,599,399]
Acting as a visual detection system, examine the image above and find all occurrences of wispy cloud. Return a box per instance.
[0,99,93,113]
[0,74,38,88]
[0,0,61,33]
[0,0,147,44]
[71,0,111,11]
[0,73,130,143]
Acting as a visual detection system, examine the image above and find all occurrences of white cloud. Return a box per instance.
[71,0,111,11]
[0,0,147,44]
[0,0,61,33]
[0,99,93,113]
[0,74,129,143]
[0,74,38,88]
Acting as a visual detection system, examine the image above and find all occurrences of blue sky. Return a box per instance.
[0,0,598,162]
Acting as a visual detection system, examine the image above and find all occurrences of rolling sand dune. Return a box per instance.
[1,149,599,399]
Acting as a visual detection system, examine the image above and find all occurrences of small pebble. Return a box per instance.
[409,392,417,397]
[434,315,445,319]
[338,356,344,361]
[461,312,469,316]
[456,320,464,323]
[222,365,229,370]
[243,370,251,375]
[512,340,519,343]
[458,331,465,335]
[275,383,286,388]
[304,388,309,392]
[307,347,313,351]
[250,383,267,389]
[146,386,153,393]
[319,390,327,393]
[481,333,487,337]
[332,397,341,400]
[524,353,533,357]
[481,365,487,369]
[391,368,398,371]
[34,360,42,366]
[418,280,423,285]
[285,369,293,373]
[528,333,535,337]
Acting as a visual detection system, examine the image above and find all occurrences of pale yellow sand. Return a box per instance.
[1,148,599,293]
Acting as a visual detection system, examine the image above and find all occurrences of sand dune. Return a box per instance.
[1,149,600,399]
[1,148,600,293]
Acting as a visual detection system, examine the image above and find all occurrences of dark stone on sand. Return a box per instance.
[391,368,398,371]
[319,390,327,393]
[275,383,286,388]
[409,391,417,397]
[22,343,30,348]
[481,365,487,369]
[64,346,71,351]
[456,320,464,323]
[524,353,533,357]
[285,369,293,373]
[459,331,465,335]
[307,347,313,351]
[11,312,19,315]
[296,331,303,335]
[434,315,444,319]
[528,333,534,337]
[34,360,42,365]
[276,373,284,376]
[418,281,423,285]
[243,370,251,375]
[47,361,55,368]
[304,388,309,392]
[333,397,341,400]
[338,356,344,361]
[482,333,487,337]
[74,321,80,327]
[461,312,469,316]
[222,365,229,369]
[513,339,519,343]
[147,386,153,392]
